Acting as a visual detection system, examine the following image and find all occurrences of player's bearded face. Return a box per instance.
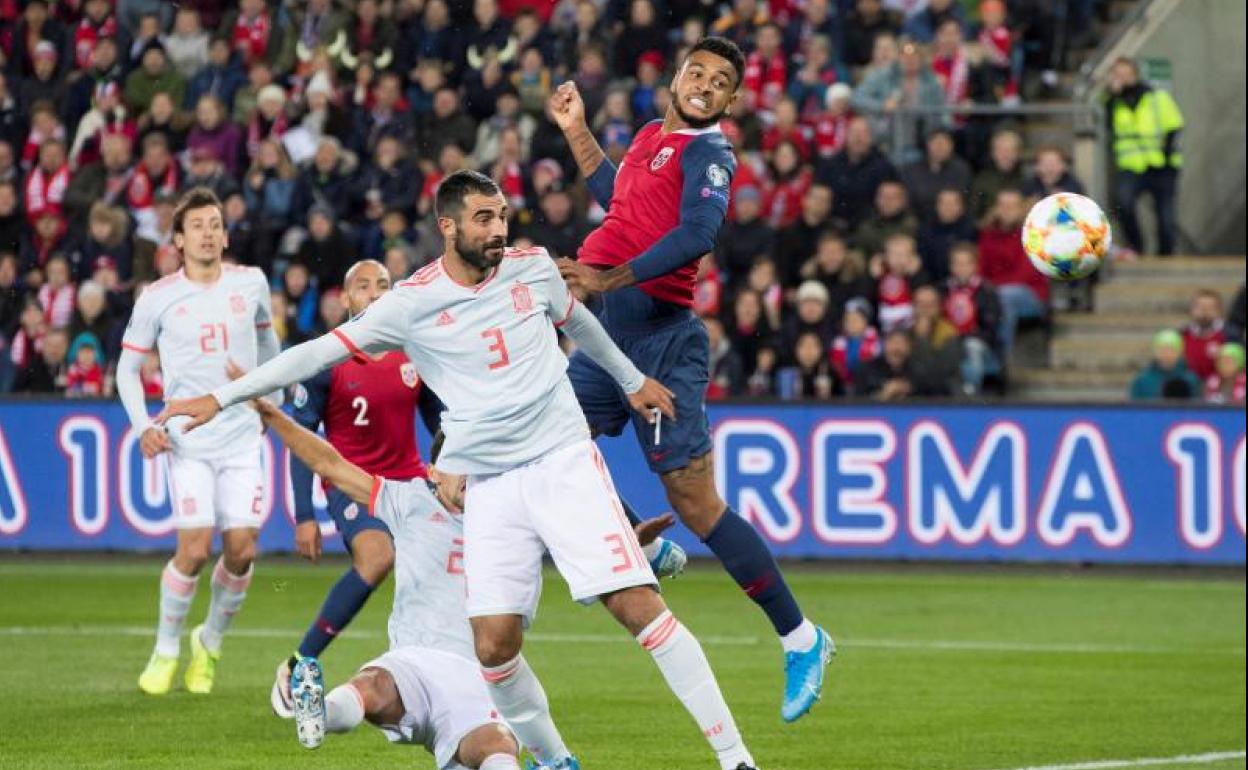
[454,225,507,271]
[672,54,737,129]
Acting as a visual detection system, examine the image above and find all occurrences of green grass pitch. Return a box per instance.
[0,558,1243,770]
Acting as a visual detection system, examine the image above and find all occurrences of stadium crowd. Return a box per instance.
[0,0,1230,404]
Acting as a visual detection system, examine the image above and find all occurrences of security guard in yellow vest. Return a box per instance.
[1106,56,1184,255]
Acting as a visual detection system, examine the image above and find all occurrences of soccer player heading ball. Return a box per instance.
[549,37,834,722]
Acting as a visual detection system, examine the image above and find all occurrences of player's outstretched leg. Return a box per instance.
[618,496,687,579]
[139,529,211,695]
[662,454,834,723]
[604,587,758,770]
[472,616,579,768]
[274,527,395,716]
[186,529,256,694]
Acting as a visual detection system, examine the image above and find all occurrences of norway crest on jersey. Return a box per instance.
[511,282,534,314]
[400,362,419,389]
[650,146,675,172]
[230,294,247,314]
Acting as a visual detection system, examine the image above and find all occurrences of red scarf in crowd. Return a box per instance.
[742,50,788,113]
[247,111,290,160]
[67,362,105,396]
[74,15,118,69]
[126,161,179,210]
[24,163,71,223]
[812,111,850,158]
[22,124,67,168]
[233,10,271,66]
[765,169,811,229]
[876,271,916,332]
[1205,372,1246,404]
[831,327,880,384]
[932,51,969,106]
[944,277,982,335]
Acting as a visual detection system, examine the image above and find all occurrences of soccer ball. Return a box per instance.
[1022,193,1112,281]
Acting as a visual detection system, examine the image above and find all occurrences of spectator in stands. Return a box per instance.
[874,232,930,332]
[316,287,349,336]
[705,316,746,400]
[20,102,65,173]
[902,0,966,44]
[901,127,972,223]
[221,191,262,272]
[1227,284,1246,343]
[65,118,132,218]
[832,296,879,393]
[37,255,75,329]
[127,134,180,236]
[218,0,295,75]
[918,188,976,281]
[781,280,837,358]
[712,0,770,52]
[1181,289,1226,381]
[557,0,611,74]
[802,231,874,326]
[186,38,247,114]
[842,0,900,71]
[7,297,45,393]
[21,212,69,283]
[125,42,187,115]
[291,137,356,222]
[281,262,320,346]
[614,0,668,80]
[0,252,20,392]
[521,185,590,260]
[728,288,777,388]
[1022,146,1085,199]
[0,183,20,256]
[776,184,837,288]
[295,204,357,291]
[299,72,352,146]
[342,0,398,73]
[786,0,840,65]
[742,22,789,121]
[817,116,897,232]
[24,138,70,226]
[475,89,536,167]
[945,242,1003,394]
[464,0,516,74]
[244,138,297,243]
[852,40,945,154]
[1106,56,1184,257]
[418,86,478,158]
[163,6,211,80]
[812,82,853,160]
[1130,329,1200,401]
[856,328,926,400]
[764,140,813,229]
[787,35,842,125]
[136,91,190,156]
[247,84,291,162]
[1204,343,1246,405]
[68,81,134,172]
[930,19,973,111]
[352,72,415,157]
[970,128,1024,219]
[746,257,784,332]
[854,180,918,260]
[715,185,775,291]
[18,43,66,114]
[66,203,132,284]
[762,98,811,163]
[188,96,244,176]
[65,331,107,397]
[781,331,836,399]
[979,188,1047,357]
[183,147,240,202]
[910,284,961,395]
[14,325,68,394]
[0,75,24,153]
[68,279,117,360]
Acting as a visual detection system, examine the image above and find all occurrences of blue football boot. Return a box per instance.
[781,626,835,723]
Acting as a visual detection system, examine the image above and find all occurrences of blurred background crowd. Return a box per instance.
[0,0,1242,403]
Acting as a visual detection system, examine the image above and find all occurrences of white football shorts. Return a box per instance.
[361,646,512,769]
[165,444,266,531]
[462,439,657,621]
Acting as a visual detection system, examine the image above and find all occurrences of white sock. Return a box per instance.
[155,561,199,657]
[640,537,663,562]
[325,683,366,733]
[479,753,521,770]
[480,655,571,763]
[200,558,252,653]
[638,611,754,770]
[781,618,818,654]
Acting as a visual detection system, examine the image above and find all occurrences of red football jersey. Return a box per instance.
[579,121,735,308]
[323,351,428,482]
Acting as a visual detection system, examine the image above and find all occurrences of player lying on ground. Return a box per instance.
[116,187,282,696]
[549,36,833,722]
[248,388,673,769]
[161,170,763,770]
[271,259,446,717]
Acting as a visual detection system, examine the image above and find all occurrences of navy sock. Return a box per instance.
[618,495,645,528]
[297,567,374,658]
[703,508,804,636]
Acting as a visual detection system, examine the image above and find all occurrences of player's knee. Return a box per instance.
[222,541,256,574]
[455,724,518,768]
[352,668,403,725]
[603,586,667,637]
[176,542,212,573]
[472,619,523,668]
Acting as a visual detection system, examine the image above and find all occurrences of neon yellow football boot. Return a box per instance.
[184,624,220,694]
[138,651,179,695]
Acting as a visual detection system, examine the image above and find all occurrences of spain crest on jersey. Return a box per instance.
[400,362,419,388]
[650,146,675,171]
[230,294,247,314]
[511,282,534,314]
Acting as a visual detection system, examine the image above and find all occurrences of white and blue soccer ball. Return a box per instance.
[1022,192,1112,281]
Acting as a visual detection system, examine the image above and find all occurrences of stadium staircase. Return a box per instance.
[1013,256,1247,401]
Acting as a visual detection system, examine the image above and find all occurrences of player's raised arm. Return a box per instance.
[159,290,412,431]
[251,399,375,508]
[549,81,617,209]
[557,137,734,295]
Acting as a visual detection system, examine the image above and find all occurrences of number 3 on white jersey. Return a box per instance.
[352,396,370,426]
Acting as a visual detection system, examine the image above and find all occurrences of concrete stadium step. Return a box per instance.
[1053,311,1186,336]
[1050,335,1151,370]
[1012,367,1134,402]
[1092,280,1222,314]
[1109,256,1246,284]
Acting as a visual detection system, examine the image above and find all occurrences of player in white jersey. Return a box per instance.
[115,188,282,697]
[162,171,762,770]
[247,387,675,769]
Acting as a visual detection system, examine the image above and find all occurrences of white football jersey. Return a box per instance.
[331,247,590,475]
[122,265,274,459]
[369,476,474,660]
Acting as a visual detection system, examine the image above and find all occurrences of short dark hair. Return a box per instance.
[172,187,225,236]
[429,430,446,465]
[435,170,502,221]
[688,36,745,89]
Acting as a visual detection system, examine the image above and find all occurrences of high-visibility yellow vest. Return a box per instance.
[1111,88,1185,173]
